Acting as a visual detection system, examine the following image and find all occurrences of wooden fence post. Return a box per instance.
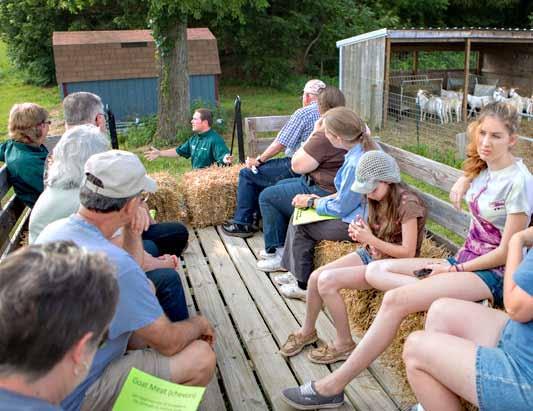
[456,132,467,159]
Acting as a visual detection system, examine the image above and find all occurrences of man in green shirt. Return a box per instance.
[144,108,232,169]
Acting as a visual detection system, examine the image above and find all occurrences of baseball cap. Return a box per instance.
[303,79,326,95]
[351,150,401,194]
[83,150,157,198]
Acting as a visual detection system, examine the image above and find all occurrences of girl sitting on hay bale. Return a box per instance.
[403,226,533,411]
[278,150,427,365]
[281,101,533,410]
[276,107,378,301]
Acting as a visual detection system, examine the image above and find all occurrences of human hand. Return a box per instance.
[426,260,452,277]
[158,254,180,270]
[348,217,374,244]
[450,176,471,210]
[245,156,259,169]
[224,154,234,165]
[127,206,151,236]
[369,245,384,260]
[292,194,319,208]
[144,146,160,161]
[195,316,216,348]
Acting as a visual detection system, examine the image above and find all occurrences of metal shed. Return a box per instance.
[337,28,533,130]
[52,28,221,121]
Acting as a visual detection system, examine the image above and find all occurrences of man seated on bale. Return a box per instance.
[222,79,325,237]
[36,150,216,411]
[144,108,232,169]
[63,92,190,315]
[0,241,119,410]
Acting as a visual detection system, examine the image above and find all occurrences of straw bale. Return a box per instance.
[146,172,188,223]
[314,240,358,268]
[178,164,244,228]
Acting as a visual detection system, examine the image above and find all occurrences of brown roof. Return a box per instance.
[52,29,220,83]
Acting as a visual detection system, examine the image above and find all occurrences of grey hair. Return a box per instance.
[0,241,118,381]
[79,185,134,213]
[47,125,110,189]
[63,92,104,126]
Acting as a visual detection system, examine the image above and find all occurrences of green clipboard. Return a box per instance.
[292,207,339,226]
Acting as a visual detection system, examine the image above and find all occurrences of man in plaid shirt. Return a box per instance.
[222,79,325,237]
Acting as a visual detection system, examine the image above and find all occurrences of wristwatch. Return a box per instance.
[306,197,315,209]
[256,156,265,165]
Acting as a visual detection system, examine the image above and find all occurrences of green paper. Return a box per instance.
[113,368,205,411]
[292,207,339,226]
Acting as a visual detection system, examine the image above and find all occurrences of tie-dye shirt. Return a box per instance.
[456,158,533,276]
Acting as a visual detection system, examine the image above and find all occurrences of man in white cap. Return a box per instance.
[36,150,216,411]
[223,79,326,237]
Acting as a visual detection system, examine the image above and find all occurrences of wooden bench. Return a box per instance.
[245,115,471,248]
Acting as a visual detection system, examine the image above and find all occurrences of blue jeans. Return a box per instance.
[233,157,299,225]
[259,176,330,251]
[142,222,189,322]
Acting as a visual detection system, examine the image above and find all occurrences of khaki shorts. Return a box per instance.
[80,349,171,411]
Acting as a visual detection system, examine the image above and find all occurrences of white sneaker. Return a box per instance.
[280,283,307,301]
[259,249,276,259]
[274,272,295,285]
[257,252,286,272]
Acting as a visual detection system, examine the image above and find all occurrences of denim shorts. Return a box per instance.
[447,257,504,307]
[476,322,533,411]
[355,247,373,265]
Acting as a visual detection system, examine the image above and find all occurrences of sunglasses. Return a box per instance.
[41,120,52,125]
[97,328,109,349]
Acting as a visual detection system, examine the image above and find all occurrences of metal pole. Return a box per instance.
[105,105,119,149]
[235,96,245,163]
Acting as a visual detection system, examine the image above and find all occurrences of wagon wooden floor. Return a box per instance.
[180,226,405,411]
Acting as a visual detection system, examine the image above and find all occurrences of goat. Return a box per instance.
[494,88,524,117]
[467,94,492,118]
[416,90,444,124]
[509,89,529,113]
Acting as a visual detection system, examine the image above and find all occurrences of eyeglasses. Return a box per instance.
[41,120,52,126]
[139,192,150,203]
[97,329,109,349]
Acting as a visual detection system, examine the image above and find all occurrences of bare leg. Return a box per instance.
[300,252,366,338]
[314,271,492,396]
[404,299,509,410]
[365,257,441,291]
[169,340,216,386]
[317,264,372,350]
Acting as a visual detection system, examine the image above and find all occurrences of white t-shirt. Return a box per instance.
[28,187,80,244]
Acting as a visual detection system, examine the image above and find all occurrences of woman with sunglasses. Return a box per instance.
[1,103,51,208]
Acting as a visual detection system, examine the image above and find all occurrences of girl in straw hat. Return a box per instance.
[281,101,533,410]
[279,150,427,366]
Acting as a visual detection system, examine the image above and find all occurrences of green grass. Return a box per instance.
[0,41,61,139]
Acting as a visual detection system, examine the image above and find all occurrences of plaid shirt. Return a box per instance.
[276,102,320,157]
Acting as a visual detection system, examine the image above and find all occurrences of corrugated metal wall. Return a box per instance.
[339,37,386,130]
[60,75,217,121]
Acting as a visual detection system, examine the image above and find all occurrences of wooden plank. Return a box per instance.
[379,142,462,191]
[0,209,29,258]
[0,195,27,247]
[191,229,296,411]
[182,231,269,411]
[463,38,471,120]
[0,167,10,201]
[244,117,258,157]
[215,227,396,411]
[247,116,290,133]
[246,234,402,410]
[177,258,227,411]
[383,37,391,127]
[256,138,276,154]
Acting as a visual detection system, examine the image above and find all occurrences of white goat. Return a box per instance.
[467,94,492,118]
[494,88,524,117]
[417,90,444,124]
[509,89,529,113]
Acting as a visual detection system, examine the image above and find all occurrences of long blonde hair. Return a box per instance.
[322,107,377,152]
[463,102,520,179]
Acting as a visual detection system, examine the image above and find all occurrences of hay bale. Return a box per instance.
[146,172,188,223]
[314,236,453,404]
[178,164,244,228]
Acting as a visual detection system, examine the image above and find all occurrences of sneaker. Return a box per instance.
[221,221,256,238]
[257,253,286,272]
[402,404,425,411]
[307,341,356,364]
[273,272,295,285]
[259,249,276,259]
[281,381,344,410]
[280,283,306,301]
[279,330,318,357]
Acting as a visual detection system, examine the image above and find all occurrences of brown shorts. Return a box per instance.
[80,349,171,411]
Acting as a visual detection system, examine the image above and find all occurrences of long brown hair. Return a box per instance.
[317,86,345,114]
[367,182,423,242]
[322,107,378,152]
[463,102,520,179]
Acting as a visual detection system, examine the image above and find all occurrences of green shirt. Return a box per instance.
[0,140,48,208]
[176,128,230,169]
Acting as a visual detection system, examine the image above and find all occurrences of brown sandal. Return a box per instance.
[279,330,318,357]
[307,341,356,364]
